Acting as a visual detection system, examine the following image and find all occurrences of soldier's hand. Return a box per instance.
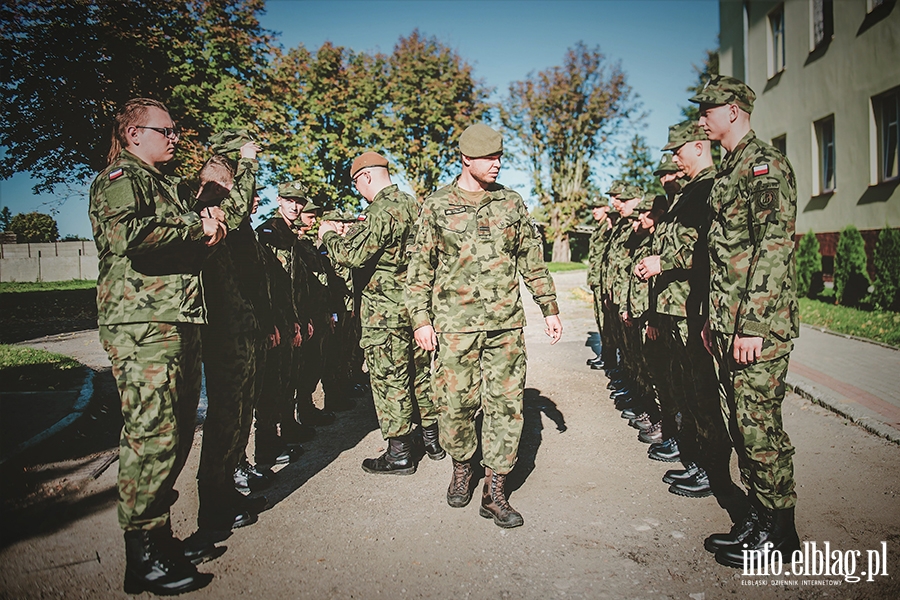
[268,326,281,349]
[291,322,303,347]
[307,321,314,339]
[318,220,337,240]
[646,325,659,340]
[240,141,261,160]
[621,311,631,326]
[201,206,226,223]
[202,217,227,246]
[701,319,713,356]
[733,333,763,365]
[635,255,661,280]
[544,315,562,345]
[414,325,438,352]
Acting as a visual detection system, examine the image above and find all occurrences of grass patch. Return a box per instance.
[547,262,588,272]
[799,298,900,348]
[0,280,96,294]
[0,344,85,392]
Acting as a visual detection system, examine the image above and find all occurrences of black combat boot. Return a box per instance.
[648,437,680,462]
[479,469,524,529]
[668,467,713,498]
[663,461,699,485]
[123,528,213,595]
[361,435,416,475]
[715,506,800,568]
[420,423,446,461]
[704,503,760,553]
[198,484,266,531]
[234,459,273,495]
[446,459,475,507]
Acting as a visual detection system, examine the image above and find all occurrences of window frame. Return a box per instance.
[767,4,787,79]
[809,0,834,52]
[872,88,900,184]
[813,115,837,195]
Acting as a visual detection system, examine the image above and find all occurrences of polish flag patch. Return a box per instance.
[752,164,769,177]
[357,214,366,221]
[108,168,124,180]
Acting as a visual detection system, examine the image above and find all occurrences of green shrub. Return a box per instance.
[795,230,822,299]
[871,226,900,311]
[834,225,870,307]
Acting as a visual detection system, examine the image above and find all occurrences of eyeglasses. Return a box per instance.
[135,125,181,140]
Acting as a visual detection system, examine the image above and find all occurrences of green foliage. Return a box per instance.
[795,230,823,298]
[618,135,663,196]
[546,262,588,272]
[679,48,721,164]
[0,206,11,230]
[0,344,83,392]
[8,212,59,242]
[500,42,640,262]
[0,279,96,293]
[834,225,870,307]
[799,298,900,348]
[871,226,900,311]
[0,0,272,192]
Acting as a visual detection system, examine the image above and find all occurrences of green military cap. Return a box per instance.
[586,195,608,208]
[662,120,708,151]
[321,209,357,222]
[350,151,389,178]
[606,179,626,196]
[208,128,256,156]
[300,200,322,213]
[459,123,503,158]
[653,153,681,176]
[689,75,756,114]
[634,193,655,212]
[277,179,311,201]
[618,184,643,201]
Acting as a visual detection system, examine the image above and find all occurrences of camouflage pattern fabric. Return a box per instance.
[89,149,208,326]
[99,322,202,531]
[434,329,527,474]
[650,167,715,320]
[322,184,421,328]
[710,331,796,510]
[406,178,558,333]
[586,219,611,288]
[707,130,799,361]
[361,326,437,438]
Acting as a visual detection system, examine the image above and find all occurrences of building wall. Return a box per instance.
[719,0,900,242]
[0,241,98,282]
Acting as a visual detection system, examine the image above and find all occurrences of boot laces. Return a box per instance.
[490,475,513,512]
[450,462,470,494]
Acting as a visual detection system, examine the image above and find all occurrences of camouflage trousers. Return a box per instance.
[198,327,262,491]
[600,301,621,369]
[591,286,604,333]
[99,322,201,531]
[434,329,526,475]
[711,331,796,510]
[621,319,655,404]
[361,326,435,439]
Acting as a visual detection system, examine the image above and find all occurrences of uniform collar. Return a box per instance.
[448,176,503,206]
[118,148,178,182]
[721,129,757,170]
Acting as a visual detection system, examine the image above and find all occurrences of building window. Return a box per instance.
[810,0,834,50]
[874,88,900,182]
[768,4,786,78]
[814,116,836,194]
[772,134,787,156]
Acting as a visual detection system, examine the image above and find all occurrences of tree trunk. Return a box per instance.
[551,232,571,263]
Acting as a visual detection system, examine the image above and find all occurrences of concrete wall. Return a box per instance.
[0,241,98,282]
[719,0,900,236]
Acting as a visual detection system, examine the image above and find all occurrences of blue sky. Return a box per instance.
[0,0,719,238]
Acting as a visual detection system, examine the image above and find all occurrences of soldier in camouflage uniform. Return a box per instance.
[192,140,269,532]
[598,181,626,372]
[320,152,442,475]
[255,182,312,465]
[637,121,738,509]
[585,195,612,369]
[407,124,562,528]
[90,98,224,595]
[690,76,801,568]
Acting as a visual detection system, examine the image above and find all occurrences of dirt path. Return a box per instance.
[1,270,898,599]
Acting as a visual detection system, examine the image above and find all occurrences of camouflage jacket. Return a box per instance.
[406,178,558,333]
[256,216,305,329]
[586,219,612,288]
[708,130,799,358]
[603,215,638,304]
[322,184,419,329]
[229,221,275,336]
[625,229,654,321]
[650,166,715,320]
[89,149,208,325]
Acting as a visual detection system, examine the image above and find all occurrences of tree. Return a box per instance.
[795,230,823,299]
[0,0,272,193]
[9,212,59,242]
[617,134,663,196]
[680,48,721,164]
[0,207,11,231]
[379,30,492,200]
[871,226,900,311]
[501,43,640,262]
[834,225,870,307]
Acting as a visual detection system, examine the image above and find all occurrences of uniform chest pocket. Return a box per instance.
[436,207,471,254]
[483,212,521,251]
